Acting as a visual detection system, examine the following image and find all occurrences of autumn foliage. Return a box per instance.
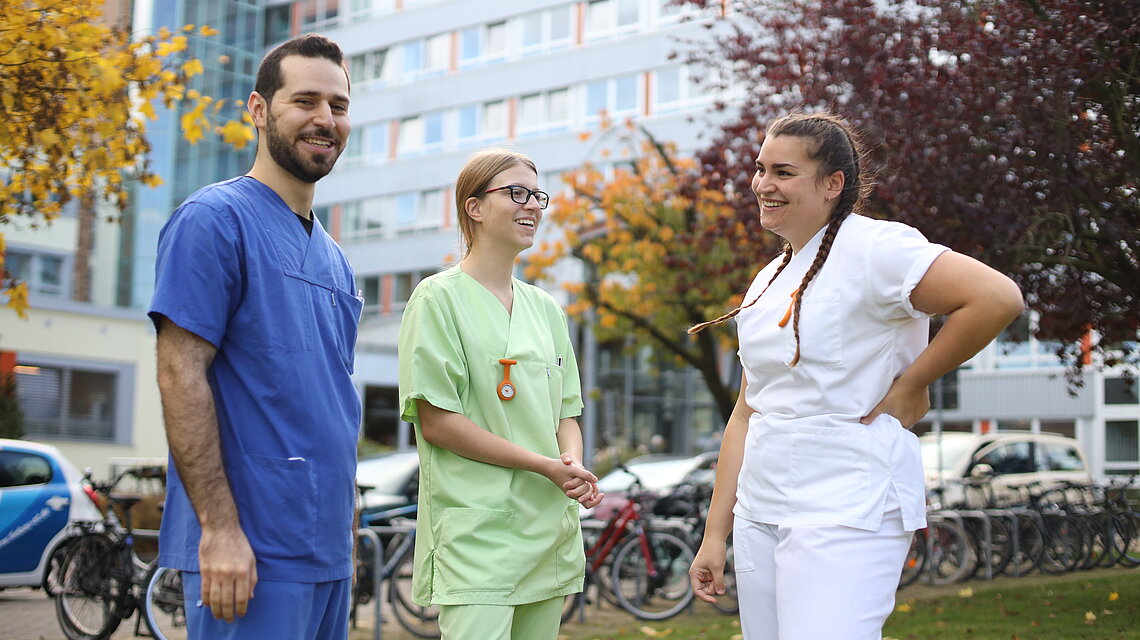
[526,122,775,420]
[677,0,1139,372]
[0,0,253,314]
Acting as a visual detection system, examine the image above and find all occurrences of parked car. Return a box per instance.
[583,451,718,520]
[0,438,101,592]
[919,431,1092,507]
[356,450,420,524]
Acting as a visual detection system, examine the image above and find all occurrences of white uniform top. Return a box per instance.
[734,214,948,532]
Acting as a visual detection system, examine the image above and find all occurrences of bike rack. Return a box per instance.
[355,527,385,640]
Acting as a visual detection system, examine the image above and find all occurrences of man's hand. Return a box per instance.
[198,525,258,622]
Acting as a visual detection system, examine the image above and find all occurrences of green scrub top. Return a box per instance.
[398,265,586,606]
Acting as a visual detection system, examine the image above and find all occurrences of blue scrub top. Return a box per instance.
[149,176,363,583]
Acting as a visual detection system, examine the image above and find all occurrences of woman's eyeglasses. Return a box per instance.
[484,185,550,209]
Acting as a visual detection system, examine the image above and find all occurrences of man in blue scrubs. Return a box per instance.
[149,34,362,639]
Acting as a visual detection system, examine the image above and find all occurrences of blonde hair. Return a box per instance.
[689,113,869,366]
[454,147,538,256]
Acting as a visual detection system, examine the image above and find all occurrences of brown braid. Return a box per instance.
[787,214,843,365]
[690,112,870,369]
[687,245,793,334]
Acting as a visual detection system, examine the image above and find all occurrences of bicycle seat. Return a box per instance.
[108,493,143,510]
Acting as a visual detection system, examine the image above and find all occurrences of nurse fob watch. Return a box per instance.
[497,359,517,401]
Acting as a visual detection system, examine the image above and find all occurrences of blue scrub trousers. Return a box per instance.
[182,572,351,640]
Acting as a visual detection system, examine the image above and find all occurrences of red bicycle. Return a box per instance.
[562,467,696,621]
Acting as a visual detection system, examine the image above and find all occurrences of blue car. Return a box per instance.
[0,438,101,592]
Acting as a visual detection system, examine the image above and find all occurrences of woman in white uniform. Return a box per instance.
[687,113,1024,639]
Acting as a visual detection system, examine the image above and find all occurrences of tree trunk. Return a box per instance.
[72,191,95,302]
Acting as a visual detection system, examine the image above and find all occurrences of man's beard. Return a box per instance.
[265,111,342,184]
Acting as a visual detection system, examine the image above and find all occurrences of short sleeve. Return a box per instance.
[147,201,243,347]
[864,221,950,321]
[547,300,584,420]
[397,289,468,424]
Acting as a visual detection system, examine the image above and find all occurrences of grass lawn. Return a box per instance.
[555,570,1140,640]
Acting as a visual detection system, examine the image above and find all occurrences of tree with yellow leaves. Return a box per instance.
[0,0,252,315]
[525,123,778,421]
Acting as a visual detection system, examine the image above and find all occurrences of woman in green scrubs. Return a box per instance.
[398,148,604,639]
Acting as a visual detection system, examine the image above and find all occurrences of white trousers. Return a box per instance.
[733,494,912,640]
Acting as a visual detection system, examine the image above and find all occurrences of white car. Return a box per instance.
[0,439,101,591]
[920,431,1092,508]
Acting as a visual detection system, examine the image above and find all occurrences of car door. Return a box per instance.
[0,448,70,579]
[969,440,1038,504]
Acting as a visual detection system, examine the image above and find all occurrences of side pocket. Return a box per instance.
[731,518,756,574]
[237,455,317,561]
[554,502,585,586]
[435,508,518,595]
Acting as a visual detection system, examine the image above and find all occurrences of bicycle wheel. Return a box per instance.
[898,530,925,588]
[610,530,694,620]
[388,541,440,638]
[1009,514,1045,575]
[1039,515,1083,574]
[1115,512,1140,567]
[926,520,972,585]
[54,534,126,640]
[143,565,187,640]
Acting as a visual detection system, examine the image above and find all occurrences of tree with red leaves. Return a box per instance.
[677,0,1139,374]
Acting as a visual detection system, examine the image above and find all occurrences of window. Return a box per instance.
[977,442,1035,475]
[486,22,507,60]
[340,197,387,241]
[4,248,67,297]
[423,112,444,148]
[359,275,381,316]
[393,270,427,305]
[1105,377,1139,405]
[518,88,571,136]
[615,75,638,112]
[654,65,683,109]
[458,105,479,139]
[402,40,424,74]
[397,116,424,155]
[519,6,574,53]
[1106,420,1139,463]
[522,11,544,48]
[586,0,640,39]
[395,193,418,227]
[350,48,389,87]
[586,81,608,118]
[584,75,641,120]
[15,360,131,443]
[1039,443,1086,472]
[483,100,506,139]
[424,33,450,76]
[0,450,53,488]
[459,27,482,64]
[264,5,291,44]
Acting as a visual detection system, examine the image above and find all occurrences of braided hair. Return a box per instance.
[689,113,870,367]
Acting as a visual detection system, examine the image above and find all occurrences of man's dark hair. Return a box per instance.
[254,33,350,105]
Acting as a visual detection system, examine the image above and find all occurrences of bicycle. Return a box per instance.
[53,465,169,640]
[353,493,438,638]
[563,466,696,622]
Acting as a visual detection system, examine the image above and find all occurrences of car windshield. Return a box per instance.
[597,457,696,493]
[356,452,419,495]
[920,437,977,472]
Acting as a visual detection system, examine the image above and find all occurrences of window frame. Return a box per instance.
[14,355,134,445]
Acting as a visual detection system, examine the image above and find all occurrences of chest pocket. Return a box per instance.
[786,293,844,366]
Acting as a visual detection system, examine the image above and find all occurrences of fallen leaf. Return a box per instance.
[896,603,913,613]
[1109,591,1120,602]
[958,587,974,599]
[1084,610,1097,625]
